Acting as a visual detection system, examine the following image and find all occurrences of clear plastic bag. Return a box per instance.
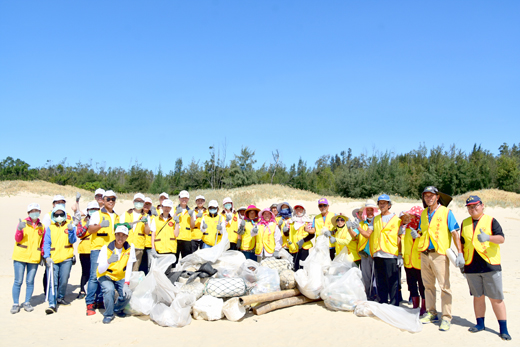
[213,251,246,278]
[353,301,422,333]
[192,295,224,321]
[320,267,366,311]
[250,266,280,295]
[150,293,196,327]
[260,257,293,272]
[222,297,246,322]
[181,230,230,267]
[129,271,145,291]
[238,259,261,283]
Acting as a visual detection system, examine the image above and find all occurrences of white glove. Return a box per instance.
[188,209,195,218]
[397,254,403,267]
[477,228,490,243]
[410,227,419,239]
[455,253,465,268]
[123,283,132,299]
[67,221,74,231]
[173,215,180,224]
[323,230,331,237]
[46,257,54,267]
[330,236,336,244]
[151,249,159,258]
[217,223,222,231]
[17,219,26,230]
[226,213,232,222]
[251,225,259,237]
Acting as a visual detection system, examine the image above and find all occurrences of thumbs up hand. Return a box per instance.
[477,228,490,243]
[99,217,109,228]
[17,218,26,230]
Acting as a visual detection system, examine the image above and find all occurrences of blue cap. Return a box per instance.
[377,194,391,202]
[465,195,482,206]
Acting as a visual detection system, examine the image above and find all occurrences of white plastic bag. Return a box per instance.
[179,282,205,300]
[213,251,246,278]
[222,297,246,322]
[321,267,366,311]
[192,295,224,321]
[150,293,196,327]
[238,259,260,283]
[295,235,331,299]
[181,230,230,267]
[353,301,422,333]
[250,266,280,295]
[278,248,294,264]
[129,271,145,291]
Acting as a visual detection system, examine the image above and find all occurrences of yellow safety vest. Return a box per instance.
[122,210,147,249]
[357,221,370,253]
[91,209,119,251]
[175,207,192,241]
[97,241,132,281]
[223,211,239,243]
[402,227,421,269]
[12,220,44,264]
[461,214,501,266]
[255,223,277,255]
[153,215,177,254]
[279,218,291,248]
[192,208,207,240]
[201,214,223,247]
[370,214,400,256]
[334,226,360,262]
[48,222,74,263]
[417,206,451,255]
[288,223,313,254]
[314,213,336,248]
[239,221,257,251]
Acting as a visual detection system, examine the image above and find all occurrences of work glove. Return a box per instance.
[175,207,183,216]
[17,219,26,230]
[251,224,259,237]
[346,220,354,229]
[202,221,208,230]
[288,241,293,245]
[278,219,284,228]
[73,211,81,226]
[151,249,159,258]
[477,228,490,243]
[39,258,45,267]
[455,253,465,268]
[188,209,195,218]
[330,236,336,244]
[196,211,203,218]
[236,239,242,250]
[99,217,109,228]
[350,220,360,230]
[273,251,281,259]
[283,224,290,233]
[139,216,148,224]
[226,213,232,222]
[398,225,406,236]
[173,215,180,224]
[76,192,81,202]
[410,227,419,239]
[217,223,222,231]
[67,221,74,231]
[123,283,132,300]
[107,253,119,264]
[237,220,246,235]
[85,219,90,229]
[397,254,403,267]
[151,209,158,216]
[297,239,304,248]
[46,257,54,267]
[323,230,331,237]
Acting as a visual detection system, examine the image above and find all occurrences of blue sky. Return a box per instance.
[1,1,519,173]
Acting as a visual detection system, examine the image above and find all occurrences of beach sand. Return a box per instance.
[1,193,518,346]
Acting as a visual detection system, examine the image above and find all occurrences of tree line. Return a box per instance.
[1,143,519,199]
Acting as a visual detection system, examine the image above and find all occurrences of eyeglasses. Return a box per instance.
[467,203,482,210]
[318,204,328,208]
[95,195,103,199]
[105,197,116,202]
[54,212,65,218]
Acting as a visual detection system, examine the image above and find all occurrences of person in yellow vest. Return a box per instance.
[173,190,196,259]
[191,195,207,252]
[121,193,150,271]
[156,192,169,215]
[222,197,239,250]
[277,202,293,250]
[97,224,136,324]
[237,205,260,260]
[86,190,119,316]
[358,194,401,306]
[41,194,67,228]
[331,214,360,266]
[288,204,314,270]
[311,198,337,260]
[200,200,226,248]
[151,199,180,264]
[75,201,100,299]
[460,196,510,341]
[413,186,463,331]
[270,204,278,218]
[255,209,283,260]
[399,206,426,316]
[43,205,78,314]
[11,203,45,314]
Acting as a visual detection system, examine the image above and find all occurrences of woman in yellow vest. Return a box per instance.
[97,224,136,324]
[222,197,239,250]
[200,200,225,248]
[236,205,259,260]
[399,206,426,315]
[191,195,207,252]
[11,203,45,314]
[331,214,360,266]
[288,204,314,270]
[312,198,336,260]
[461,195,510,341]
[151,199,180,259]
[255,209,283,260]
[142,197,155,273]
[75,201,100,299]
[277,202,293,250]
[43,205,78,314]
[121,193,150,271]
[173,190,196,259]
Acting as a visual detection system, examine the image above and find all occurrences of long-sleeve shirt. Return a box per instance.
[97,243,136,283]
[43,225,77,258]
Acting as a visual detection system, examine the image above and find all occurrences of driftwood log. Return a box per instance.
[253,295,320,315]
[239,289,300,306]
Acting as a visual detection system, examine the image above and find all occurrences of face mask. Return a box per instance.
[209,208,217,214]
[55,216,65,223]
[88,210,97,216]
[134,202,144,210]
[279,208,291,218]
[224,203,232,210]
[29,212,40,220]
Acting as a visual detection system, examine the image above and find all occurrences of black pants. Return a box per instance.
[79,253,90,293]
[294,249,310,270]
[329,248,336,260]
[374,257,399,306]
[176,240,192,261]
[191,240,202,253]
[229,242,237,251]
[405,267,425,298]
[140,248,150,275]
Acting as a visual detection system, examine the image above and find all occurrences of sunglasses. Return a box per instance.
[336,218,345,223]
[54,212,65,218]
[105,197,116,202]
[318,204,328,208]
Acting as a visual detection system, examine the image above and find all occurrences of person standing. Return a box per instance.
[75,201,100,299]
[276,202,293,250]
[237,205,260,260]
[415,186,463,331]
[331,214,360,265]
[222,197,239,250]
[191,195,207,252]
[255,209,283,261]
[121,193,150,270]
[460,196,511,341]
[200,200,226,248]
[151,199,180,259]
[11,203,45,314]
[173,190,196,260]
[287,204,314,270]
[311,198,336,260]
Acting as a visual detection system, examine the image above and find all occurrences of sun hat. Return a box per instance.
[87,201,100,210]
[331,214,349,227]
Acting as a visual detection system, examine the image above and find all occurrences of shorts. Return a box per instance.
[466,271,504,300]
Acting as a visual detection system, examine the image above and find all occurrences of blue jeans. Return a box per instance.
[86,250,103,305]
[98,276,130,317]
[12,261,38,305]
[201,242,212,249]
[48,259,73,307]
[242,250,256,260]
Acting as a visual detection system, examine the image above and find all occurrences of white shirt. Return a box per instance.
[89,210,116,226]
[97,243,136,283]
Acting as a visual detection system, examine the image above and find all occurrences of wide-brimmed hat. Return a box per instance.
[331,214,349,227]
[245,205,260,214]
[276,202,293,214]
[421,186,452,208]
[351,207,362,219]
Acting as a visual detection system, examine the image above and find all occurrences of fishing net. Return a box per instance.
[203,278,248,298]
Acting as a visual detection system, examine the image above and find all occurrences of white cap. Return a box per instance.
[208,200,218,208]
[87,201,100,210]
[144,197,153,204]
[94,188,105,196]
[195,195,205,201]
[133,193,145,201]
[103,190,117,198]
[223,197,233,205]
[52,195,66,203]
[115,225,129,235]
[162,199,174,208]
[27,203,41,212]
[179,190,189,199]
[159,192,169,199]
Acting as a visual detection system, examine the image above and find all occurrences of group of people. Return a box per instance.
[10,186,511,340]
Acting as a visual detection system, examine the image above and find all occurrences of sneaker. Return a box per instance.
[115,311,127,318]
[57,298,71,306]
[22,302,34,312]
[420,311,439,324]
[86,304,96,316]
[10,304,20,314]
[439,320,451,331]
[77,292,86,300]
[102,315,114,324]
[45,306,57,315]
